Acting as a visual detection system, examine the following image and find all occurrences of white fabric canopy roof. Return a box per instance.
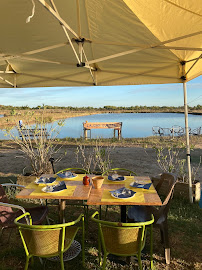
[0,0,201,88]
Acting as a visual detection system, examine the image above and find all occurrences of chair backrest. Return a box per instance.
[20,226,62,256]
[152,126,161,135]
[161,173,177,205]
[14,212,83,257]
[56,167,89,174]
[0,185,9,204]
[160,128,171,137]
[0,185,13,225]
[102,168,136,176]
[171,125,184,136]
[191,127,201,135]
[154,173,177,224]
[91,211,154,256]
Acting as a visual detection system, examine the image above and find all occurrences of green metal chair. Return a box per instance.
[128,173,177,265]
[102,168,137,177]
[91,211,154,270]
[101,168,137,219]
[14,212,85,270]
[0,184,49,243]
[56,167,89,175]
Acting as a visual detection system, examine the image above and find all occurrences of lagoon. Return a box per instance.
[0,113,201,140]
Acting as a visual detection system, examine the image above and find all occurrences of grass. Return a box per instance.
[1,134,201,150]
[0,109,97,129]
[55,135,202,150]
[0,186,201,270]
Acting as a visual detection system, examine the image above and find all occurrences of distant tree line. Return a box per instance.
[0,104,201,111]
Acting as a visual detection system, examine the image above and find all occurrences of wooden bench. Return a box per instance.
[83,121,122,140]
[18,128,49,140]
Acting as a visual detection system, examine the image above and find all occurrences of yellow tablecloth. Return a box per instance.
[101,189,145,203]
[103,176,156,193]
[26,182,76,197]
[101,175,157,203]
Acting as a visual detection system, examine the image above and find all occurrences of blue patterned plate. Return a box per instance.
[42,181,67,193]
[35,176,56,185]
[110,187,136,199]
[56,171,77,179]
[130,182,152,190]
[108,175,125,181]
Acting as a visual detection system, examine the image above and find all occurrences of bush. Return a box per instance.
[75,139,115,174]
[4,110,66,176]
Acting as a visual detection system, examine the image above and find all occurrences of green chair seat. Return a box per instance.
[14,212,85,270]
[91,211,154,270]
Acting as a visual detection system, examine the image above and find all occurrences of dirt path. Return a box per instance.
[0,143,201,182]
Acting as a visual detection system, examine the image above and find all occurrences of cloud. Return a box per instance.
[0,76,201,107]
[127,84,184,95]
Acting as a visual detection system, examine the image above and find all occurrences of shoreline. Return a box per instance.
[0,109,201,129]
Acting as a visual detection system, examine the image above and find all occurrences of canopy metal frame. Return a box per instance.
[1,0,201,202]
[1,0,201,87]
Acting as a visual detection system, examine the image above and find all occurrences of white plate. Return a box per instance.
[110,187,136,199]
[41,186,66,193]
[41,182,67,193]
[133,178,147,184]
[108,175,125,181]
[56,172,78,179]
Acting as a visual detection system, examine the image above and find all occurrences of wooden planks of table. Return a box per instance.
[16,174,92,223]
[16,175,162,223]
[87,176,162,222]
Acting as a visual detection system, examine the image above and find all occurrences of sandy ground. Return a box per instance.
[0,143,201,182]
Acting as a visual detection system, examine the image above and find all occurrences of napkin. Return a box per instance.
[43,181,67,192]
[36,176,56,184]
[110,187,135,199]
[130,182,152,190]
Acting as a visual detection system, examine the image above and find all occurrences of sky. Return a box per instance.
[0,76,201,108]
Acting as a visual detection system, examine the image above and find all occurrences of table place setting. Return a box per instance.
[108,173,126,181]
[129,182,152,190]
[35,176,56,185]
[22,179,77,198]
[56,171,78,179]
[42,181,67,193]
[110,187,136,199]
[133,177,151,184]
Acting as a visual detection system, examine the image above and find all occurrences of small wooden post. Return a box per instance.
[84,128,88,140]
[118,129,121,140]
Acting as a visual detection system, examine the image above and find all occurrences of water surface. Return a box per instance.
[0,113,201,140]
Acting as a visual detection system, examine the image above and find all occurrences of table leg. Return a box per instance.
[120,205,126,222]
[59,199,66,223]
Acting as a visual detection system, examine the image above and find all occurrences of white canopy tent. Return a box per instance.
[0,0,202,201]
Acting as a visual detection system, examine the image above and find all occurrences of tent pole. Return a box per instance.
[183,82,193,203]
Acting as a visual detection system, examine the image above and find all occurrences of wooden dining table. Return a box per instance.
[87,175,162,222]
[16,174,162,223]
[16,173,92,223]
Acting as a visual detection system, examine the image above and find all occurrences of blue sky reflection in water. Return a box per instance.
[57,113,202,138]
[0,113,201,140]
